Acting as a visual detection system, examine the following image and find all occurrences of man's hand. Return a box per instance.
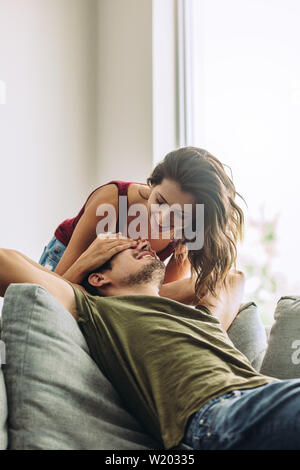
[62,233,138,284]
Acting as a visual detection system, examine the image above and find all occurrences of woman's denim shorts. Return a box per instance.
[39,236,66,271]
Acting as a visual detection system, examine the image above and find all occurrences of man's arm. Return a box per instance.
[0,249,78,319]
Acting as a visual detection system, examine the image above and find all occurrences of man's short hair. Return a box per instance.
[81,259,112,296]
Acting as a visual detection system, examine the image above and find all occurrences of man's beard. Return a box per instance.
[122,258,166,290]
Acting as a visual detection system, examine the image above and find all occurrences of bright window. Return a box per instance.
[187,0,300,323]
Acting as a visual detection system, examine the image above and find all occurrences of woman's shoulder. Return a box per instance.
[84,182,121,210]
[85,180,149,212]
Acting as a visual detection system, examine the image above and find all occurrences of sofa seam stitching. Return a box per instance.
[17,286,39,450]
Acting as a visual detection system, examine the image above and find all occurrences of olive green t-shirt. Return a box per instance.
[72,287,274,449]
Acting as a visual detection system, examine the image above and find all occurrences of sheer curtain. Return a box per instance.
[184,0,300,323]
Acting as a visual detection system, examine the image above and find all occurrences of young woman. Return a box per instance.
[39,146,244,302]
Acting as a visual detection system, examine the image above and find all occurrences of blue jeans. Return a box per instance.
[183,379,300,450]
[39,236,66,271]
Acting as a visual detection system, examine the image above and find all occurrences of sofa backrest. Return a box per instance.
[1,283,162,450]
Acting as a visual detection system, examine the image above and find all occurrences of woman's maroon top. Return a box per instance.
[54,180,177,262]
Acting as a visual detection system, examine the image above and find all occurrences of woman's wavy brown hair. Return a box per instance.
[146,147,245,301]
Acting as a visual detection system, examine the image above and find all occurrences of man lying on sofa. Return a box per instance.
[0,237,300,450]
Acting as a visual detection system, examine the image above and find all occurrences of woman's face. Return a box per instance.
[147,178,196,237]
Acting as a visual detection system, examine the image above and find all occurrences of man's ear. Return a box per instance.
[88,273,111,289]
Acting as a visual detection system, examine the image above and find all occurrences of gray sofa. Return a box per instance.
[1,283,300,450]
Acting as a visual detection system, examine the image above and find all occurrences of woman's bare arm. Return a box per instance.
[197,270,246,331]
[54,184,119,276]
[159,269,246,331]
[159,275,199,305]
[162,253,191,284]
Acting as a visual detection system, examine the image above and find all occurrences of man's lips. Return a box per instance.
[137,250,156,260]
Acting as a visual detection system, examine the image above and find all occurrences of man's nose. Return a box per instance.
[136,239,150,252]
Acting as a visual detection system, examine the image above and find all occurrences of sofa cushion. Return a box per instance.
[260,296,300,379]
[0,315,8,450]
[1,283,162,450]
[227,302,268,371]
[0,362,8,450]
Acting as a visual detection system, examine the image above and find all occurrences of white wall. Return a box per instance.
[152,0,178,166]
[0,0,98,260]
[96,0,154,183]
[96,0,178,182]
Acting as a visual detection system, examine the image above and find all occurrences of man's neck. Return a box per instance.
[107,284,160,297]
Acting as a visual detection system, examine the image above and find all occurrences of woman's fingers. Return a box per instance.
[109,242,136,256]
[89,235,137,260]
[97,231,131,240]
[96,232,150,249]
[97,232,137,244]
[103,239,137,250]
